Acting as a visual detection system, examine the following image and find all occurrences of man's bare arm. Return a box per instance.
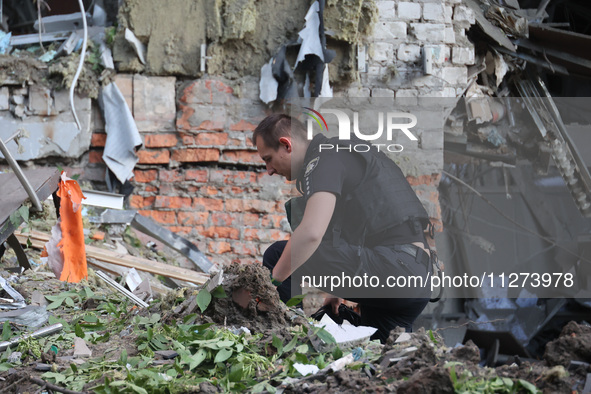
[272,192,337,282]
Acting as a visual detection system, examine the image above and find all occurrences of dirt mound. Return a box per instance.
[161,262,290,334]
[544,321,591,367]
[397,366,455,394]
[208,262,288,332]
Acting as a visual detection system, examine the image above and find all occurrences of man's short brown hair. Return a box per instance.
[252,114,307,150]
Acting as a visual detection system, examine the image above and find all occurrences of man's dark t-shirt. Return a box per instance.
[298,147,424,245]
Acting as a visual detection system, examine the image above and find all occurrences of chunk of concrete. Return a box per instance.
[0,87,9,110]
[73,337,92,358]
[0,109,92,160]
[29,86,54,116]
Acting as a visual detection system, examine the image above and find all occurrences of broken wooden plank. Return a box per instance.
[14,231,209,285]
[464,0,517,52]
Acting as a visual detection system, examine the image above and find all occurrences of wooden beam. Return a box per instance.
[15,231,209,285]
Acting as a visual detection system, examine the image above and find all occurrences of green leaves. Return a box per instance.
[196,288,212,313]
[214,348,233,363]
[285,294,305,307]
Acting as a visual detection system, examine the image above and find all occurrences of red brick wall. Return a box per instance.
[84,75,442,267]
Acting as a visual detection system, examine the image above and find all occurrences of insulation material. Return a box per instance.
[46,173,88,283]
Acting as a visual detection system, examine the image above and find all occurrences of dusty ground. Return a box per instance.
[0,231,588,393]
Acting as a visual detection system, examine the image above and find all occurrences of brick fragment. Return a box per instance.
[178,212,209,226]
[133,170,158,183]
[193,198,224,211]
[139,210,176,224]
[144,133,179,148]
[155,196,192,209]
[172,148,220,162]
[137,150,171,164]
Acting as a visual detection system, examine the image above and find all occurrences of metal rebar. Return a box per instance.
[0,323,63,351]
[96,270,149,308]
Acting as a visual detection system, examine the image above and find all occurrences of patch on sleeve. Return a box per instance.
[304,157,320,177]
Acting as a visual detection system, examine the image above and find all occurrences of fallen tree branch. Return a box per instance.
[28,376,86,394]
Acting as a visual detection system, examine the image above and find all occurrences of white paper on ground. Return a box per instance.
[315,315,377,346]
[293,363,320,376]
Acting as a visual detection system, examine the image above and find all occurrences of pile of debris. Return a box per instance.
[0,256,589,393]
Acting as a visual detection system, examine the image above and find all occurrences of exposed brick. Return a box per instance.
[261,214,285,228]
[453,5,475,25]
[88,150,104,164]
[200,186,219,196]
[209,241,232,254]
[178,79,234,106]
[229,120,257,132]
[144,133,179,148]
[372,42,394,63]
[177,105,227,131]
[155,196,192,209]
[178,211,209,226]
[452,46,475,65]
[159,169,184,183]
[130,195,155,209]
[201,226,240,240]
[221,150,263,165]
[139,210,176,225]
[211,212,237,226]
[371,88,394,98]
[232,241,258,256]
[133,75,176,132]
[397,44,421,62]
[137,149,171,164]
[193,198,224,211]
[243,213,260,226]
[226,199,275,213]
[195,132,229,146]
[397,2,421,20]
[134,169,158,183]
[410,23,446,42]
[210,169,258,185]
[243,229,287,242]
[444,27,456,44]
[423,3,445,22]
[373,21,407,41]
[145,186,158,192]
[91,133,107,147]
[168,226,194,234]
[185,169,208,182]
[113,74,133,110]
[377,1,395,19]
[180,133,195,145]
[172,148,220,162]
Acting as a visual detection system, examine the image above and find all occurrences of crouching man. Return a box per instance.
[254,114,433,342]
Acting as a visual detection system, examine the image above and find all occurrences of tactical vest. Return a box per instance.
[301,134,430,246]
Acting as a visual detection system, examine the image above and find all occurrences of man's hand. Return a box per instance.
[323,296,343,315]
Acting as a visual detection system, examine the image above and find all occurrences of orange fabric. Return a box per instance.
[56,176,87,282]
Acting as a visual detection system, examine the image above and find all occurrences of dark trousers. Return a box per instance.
[262,240,430,343]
